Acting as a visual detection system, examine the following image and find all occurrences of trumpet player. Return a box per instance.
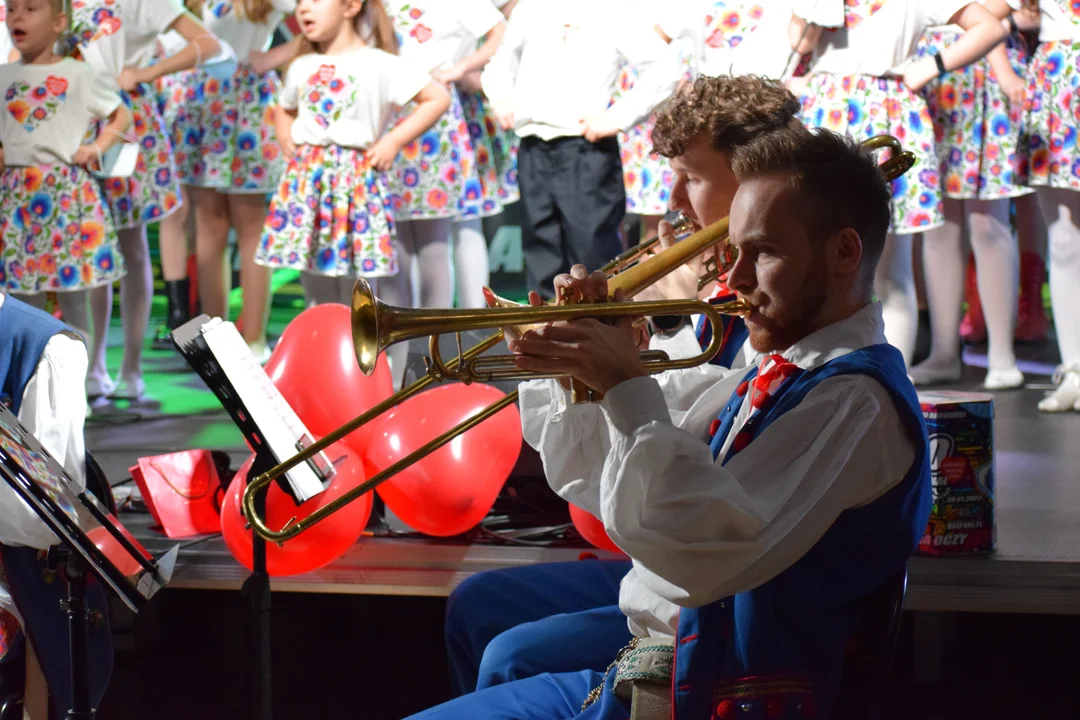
[447,75,807,700]
[413,127,931,718]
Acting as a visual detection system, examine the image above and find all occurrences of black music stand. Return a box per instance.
[0,407,176,719]
[172,316,335,720]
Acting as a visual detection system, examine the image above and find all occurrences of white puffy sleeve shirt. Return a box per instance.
[520,303,918,637]
[0,295,89,550]
[801,0,975,77]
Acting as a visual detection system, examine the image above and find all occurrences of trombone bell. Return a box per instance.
[352,278,381,375]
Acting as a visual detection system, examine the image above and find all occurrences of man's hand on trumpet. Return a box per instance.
[507,265,649,394]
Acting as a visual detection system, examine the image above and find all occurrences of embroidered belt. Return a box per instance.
[582,637,675,719]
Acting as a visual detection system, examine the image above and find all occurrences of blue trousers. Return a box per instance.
[445,560,633,696]
[0,546,113,719]
[409,666,631,720]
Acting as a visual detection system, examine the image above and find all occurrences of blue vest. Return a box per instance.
[0,297,68,414]
[696,293,750,369]
[672,344,931,720]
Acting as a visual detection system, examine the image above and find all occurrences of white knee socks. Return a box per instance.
[453,218,490,309]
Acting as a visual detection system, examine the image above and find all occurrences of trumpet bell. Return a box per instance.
[351,278,382,376]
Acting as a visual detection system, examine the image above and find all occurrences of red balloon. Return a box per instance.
[220,442,373,577]
[365,384,522,537]
[569,503,624,555]
[265,303,393,451]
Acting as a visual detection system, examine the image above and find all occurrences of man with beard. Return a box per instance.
[411,128,931,719]
[443,75,800,699]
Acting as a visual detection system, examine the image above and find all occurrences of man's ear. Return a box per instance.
[830,227,863,278]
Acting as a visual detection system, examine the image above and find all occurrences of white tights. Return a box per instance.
[88,225,153,384]
[919,198,1019,372]
[1037,187,1080,368]
[874,232,918,368]
[452,218,490,309]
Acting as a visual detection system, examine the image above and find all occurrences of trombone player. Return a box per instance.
[411,126,932,716]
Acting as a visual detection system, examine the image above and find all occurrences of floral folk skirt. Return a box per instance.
[799,74,943,234]
[1020,40,1080,191]
[916,29,1032,200]
[459,89,519,214]
[256,144,397,278]
[386,86,483,221]
[0,164,125,292]
[97,83,183,229]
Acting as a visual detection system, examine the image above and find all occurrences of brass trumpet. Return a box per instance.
[241,134,917,544]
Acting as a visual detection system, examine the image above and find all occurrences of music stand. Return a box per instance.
[0,406,177,719]
[172,316,335,720]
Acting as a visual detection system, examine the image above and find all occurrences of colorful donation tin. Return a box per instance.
[916,390,995,556]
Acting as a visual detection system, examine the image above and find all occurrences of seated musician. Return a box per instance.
[411,127,931,718]
[0,294,112,717]
[444,75,804,698]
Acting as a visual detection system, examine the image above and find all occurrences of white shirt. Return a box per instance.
[802,0,973,77]
[388,0,504,74]
[0,2,11,64]
[0,294,89,550]
[659,0,803,80]
[0,59,122,165]
[520,302,917,638]
[481,0,679,140]
[74,0,186,77]
[199,0,294,64]
[279,47,431,149]
[1007,0,1080,42]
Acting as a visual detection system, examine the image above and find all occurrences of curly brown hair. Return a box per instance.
[651,75,805,159]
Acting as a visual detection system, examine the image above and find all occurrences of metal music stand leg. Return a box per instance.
[242,453,275,720]
[62,553,94,720]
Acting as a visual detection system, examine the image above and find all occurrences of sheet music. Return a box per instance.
[199,320,328,503]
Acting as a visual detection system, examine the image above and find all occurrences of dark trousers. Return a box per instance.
[518,136,626,299]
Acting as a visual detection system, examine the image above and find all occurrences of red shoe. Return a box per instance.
[959,253,986,344]
[1015,250,1050,343]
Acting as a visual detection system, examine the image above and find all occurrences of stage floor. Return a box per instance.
[85,316,1080,617]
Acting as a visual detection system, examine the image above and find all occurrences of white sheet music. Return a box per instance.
[199,319,328,503]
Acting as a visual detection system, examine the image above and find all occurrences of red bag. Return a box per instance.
[129,450,226,538]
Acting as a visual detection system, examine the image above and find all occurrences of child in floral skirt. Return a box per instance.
[0,0,131,354]
[1011,0,1080,411]
[792,0,1011,367]
[255,0,449,354]
[911,5,1030,390]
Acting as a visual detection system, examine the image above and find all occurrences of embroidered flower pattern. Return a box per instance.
[70,0,123,47]
[391,3,432,47]
[703,2,764,51]
[844,0,887,29]
[207,0,233,18]
[304,64,358,130]
[5,76,68,132]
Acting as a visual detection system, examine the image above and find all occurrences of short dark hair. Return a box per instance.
[651,75,807,158]
[729,128,893,283]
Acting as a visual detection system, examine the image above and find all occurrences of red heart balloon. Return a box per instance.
[568,503,624,555]
[265,303,393,451]
[220,442,373,577]
[365,384,522,537]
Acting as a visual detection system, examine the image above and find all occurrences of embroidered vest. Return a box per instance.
[672,344,931,720]
[0,297,68,415]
